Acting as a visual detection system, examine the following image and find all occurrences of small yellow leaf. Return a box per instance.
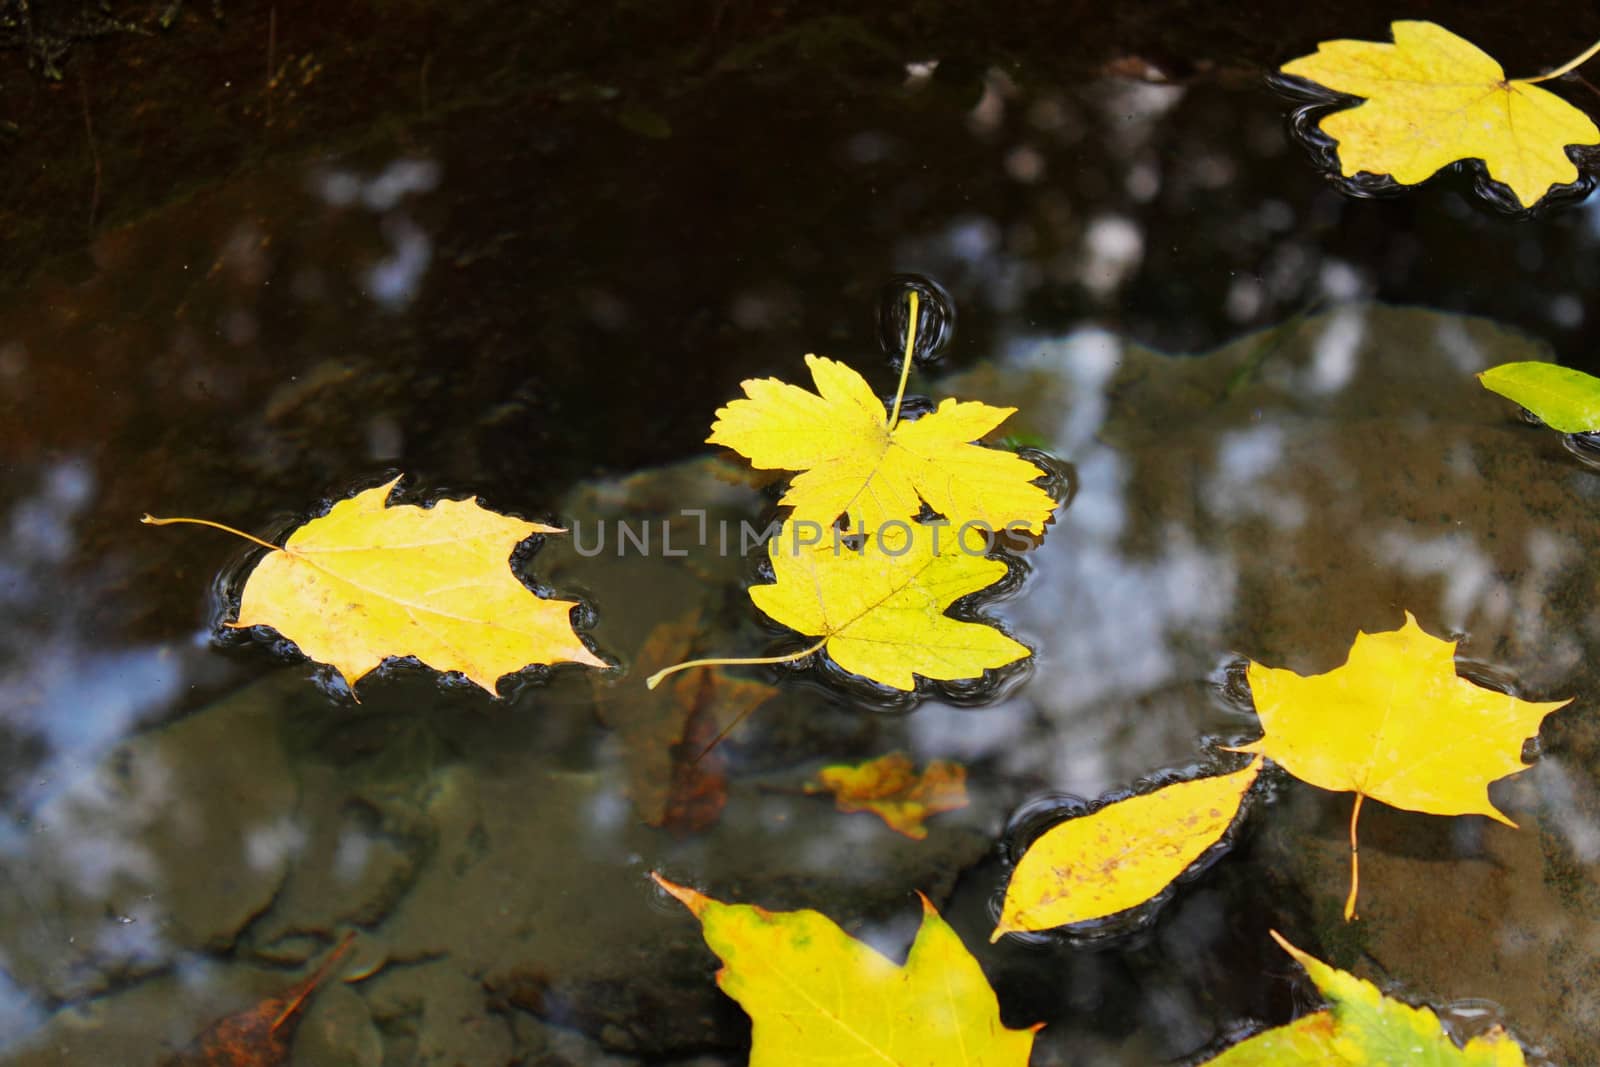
[1231,612,1569,918]
[708,354,1057,534]
[148,477,605,694]
[807,752,969,839]
[1281,20,1600,208]
[652,873,1039,1067]
[992,759,1261,940]
[750,522,1030,691]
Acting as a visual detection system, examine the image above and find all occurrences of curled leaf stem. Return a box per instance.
[270,930,357,1032]
[140,513,282,554]
[886,289,919,430]
[691,701,763,764]
[1343,792,1365,921]
[1524,37,1600,83]
[644,636,828,690]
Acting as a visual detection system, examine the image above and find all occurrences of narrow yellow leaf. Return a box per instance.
[1230,612,1569,918]
[653,873,1039,1067]
[992,759,1261,940]
[1281,20,1600,208]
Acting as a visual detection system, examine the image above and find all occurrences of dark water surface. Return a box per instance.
[6,3,1600,1064]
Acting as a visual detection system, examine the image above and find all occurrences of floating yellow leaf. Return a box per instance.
[1198,1013,1339,1065]
[757,523,1028,690]
[649,522,1028,692]
[707,353,1056,535]
[992,759,1261,940]
[1230,612,1569,919]
[144,476,605,694]
[807,752,969,839]
[652,873,1039,1067]
[1201,932,1528,1065]
[647,291,1039,695]
[1281,20,1600,208]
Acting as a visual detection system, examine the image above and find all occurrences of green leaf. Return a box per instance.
[1478,361,1600,433]
[1199,933,1527,1066]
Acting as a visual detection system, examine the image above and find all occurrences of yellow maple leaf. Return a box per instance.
[1281,20,1600,209]
[992,758,1261,940]
[707,353,1056,535]
[144,476,605,694]
[649,522,1028,692]
[806,752,969,840]
[652,873,1040,1066]
[747,524,1028,690]
[1229,612,1569,919]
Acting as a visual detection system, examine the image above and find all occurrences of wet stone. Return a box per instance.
[5,963,293,1066]
[0,672,300,1003]
[358,960,517,1066]
[357,751,993,1057]
[1254,780,1600,1065]
[946,303,1600,1062]
[243,762,428,956]
[295,983,384,1067]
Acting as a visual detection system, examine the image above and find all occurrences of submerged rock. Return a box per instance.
[5,963,293,1066]
[945,303,1600,1063]
[0,671,299,1006]
[17,305,1600,1063]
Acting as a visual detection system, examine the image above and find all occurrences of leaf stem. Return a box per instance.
[1343,792,1365,921]
[645,636,829,690]
[140,513,282,554]
[886,289,919,431]
[270,930,357,1032]
[1524,37,1600,83]
[691,701,763,764]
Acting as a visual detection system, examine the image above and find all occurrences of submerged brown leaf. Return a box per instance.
[596,612,777,833]
[163,933,354,1067]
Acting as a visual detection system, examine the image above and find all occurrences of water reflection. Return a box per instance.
[0,461,193,808]
[908,328,1237,795]
[8,24,1600,1059]
[8,284,1600,1061]
[313,158,440,310]
[924,303,1600,1061]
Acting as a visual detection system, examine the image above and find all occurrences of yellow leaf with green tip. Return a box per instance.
[1199,1013,1340,1065]
[652,873,1039,1067]
[1201,933,1527,1065]
[992,759,1261,939]
[1281,20,1600,208]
